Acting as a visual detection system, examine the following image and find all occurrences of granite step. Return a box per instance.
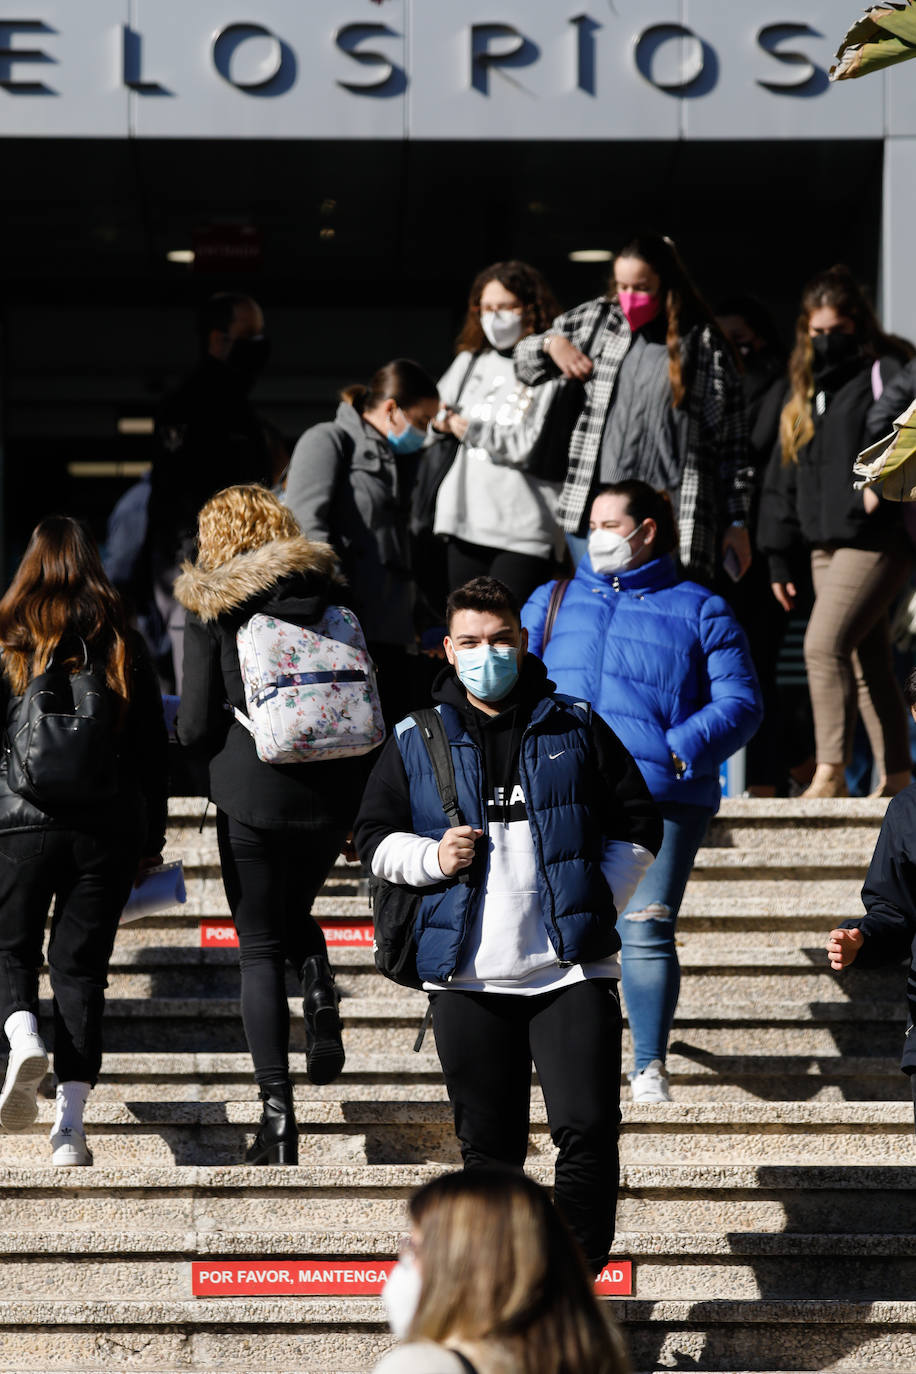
[0,1229,913,1302]
[1,1162,913,1235]
[1,1101,911,1168]
[0,1297,913,1372]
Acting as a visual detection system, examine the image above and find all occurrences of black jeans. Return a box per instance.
[216,813,346,1085]
[446,538,555,608]
[0,828,139,1084]
[430,978,622,1274]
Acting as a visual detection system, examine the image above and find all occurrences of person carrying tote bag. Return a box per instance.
[0,516,168,1167]
[432,261,567,605]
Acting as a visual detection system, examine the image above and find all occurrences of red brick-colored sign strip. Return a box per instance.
[191,1259,631,1296]
[200,919,374,949]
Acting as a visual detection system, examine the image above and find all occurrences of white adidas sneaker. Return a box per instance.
[50,1126,93,1167]
[0,1034,49,1131]
[630,1059,672,1103]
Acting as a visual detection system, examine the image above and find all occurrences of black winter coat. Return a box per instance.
[841,782,916,1074]
[0,632,169,855]
[757,356,908,585]
[174,536,370,831]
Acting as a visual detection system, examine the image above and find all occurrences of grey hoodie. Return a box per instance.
[286,402,414,647]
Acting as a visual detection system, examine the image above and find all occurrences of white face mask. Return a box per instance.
[481,309,524,351]
[382,1256,422,1340]
[588,523,644,575]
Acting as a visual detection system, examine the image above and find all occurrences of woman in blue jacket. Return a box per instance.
[522,481,762,1102]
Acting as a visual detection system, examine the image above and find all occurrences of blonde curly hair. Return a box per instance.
[194,485,302,569]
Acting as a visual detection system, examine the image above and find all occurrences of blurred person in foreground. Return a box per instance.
[826,669,916,1129]
[373,1168,630,1374]
[355,576,661,1276]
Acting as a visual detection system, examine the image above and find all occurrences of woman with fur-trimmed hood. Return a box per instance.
[175,485,367,1165]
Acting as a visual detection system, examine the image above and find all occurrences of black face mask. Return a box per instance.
[811,331,859,378]
[225,335,271,390]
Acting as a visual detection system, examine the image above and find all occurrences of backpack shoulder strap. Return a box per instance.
[540,578,571,653]
[411,707,463,829]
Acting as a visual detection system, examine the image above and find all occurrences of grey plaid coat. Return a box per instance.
[514,297,752,583]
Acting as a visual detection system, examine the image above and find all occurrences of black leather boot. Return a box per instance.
[301,955,345,1086]
[246,1081,298,1165]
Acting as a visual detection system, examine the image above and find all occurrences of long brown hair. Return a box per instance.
[612,231,721,409]
[780,265,914,463]
[456,261,560,355]
[0,515,132,707]
[406,1169,629,1374]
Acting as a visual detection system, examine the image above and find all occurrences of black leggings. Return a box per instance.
[446,538,555,607]
[216,813,346,1085]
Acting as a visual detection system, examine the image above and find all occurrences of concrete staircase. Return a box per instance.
[2,797,915,1372]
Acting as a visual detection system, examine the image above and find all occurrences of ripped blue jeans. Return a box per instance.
[619,801,713,1074]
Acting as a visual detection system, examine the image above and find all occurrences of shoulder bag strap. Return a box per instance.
[411,706,470,887]
[540,578,571,653]
[448,1354,480,1374]
[453,351,479,409]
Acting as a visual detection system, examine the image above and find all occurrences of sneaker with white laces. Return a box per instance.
[50,1126,93,1167]
[629,1059,672,1104]
[0,1034,49,1131]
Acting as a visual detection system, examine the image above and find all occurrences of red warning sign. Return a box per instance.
[199,920,374,949]
[200,919,238,948]
[192,1260,396,1296]
[321,922,374,947]
[594,1262,632,1295]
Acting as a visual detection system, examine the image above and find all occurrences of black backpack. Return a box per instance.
[370,707,469,991]
[4,637,119,810]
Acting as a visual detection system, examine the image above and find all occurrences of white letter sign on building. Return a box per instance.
[3,0,916,141]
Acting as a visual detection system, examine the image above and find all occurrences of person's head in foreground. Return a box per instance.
[380,1168,630,1374]
[587,481,678,579]
[443,577,528,710]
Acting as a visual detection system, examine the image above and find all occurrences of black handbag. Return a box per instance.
[370,707,468,991]
[524,304,610,483]
[408,352,478,540]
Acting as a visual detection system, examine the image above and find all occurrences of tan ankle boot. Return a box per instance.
[801,764,849,799]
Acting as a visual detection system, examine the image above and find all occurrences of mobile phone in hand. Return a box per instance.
[723,545,743,582]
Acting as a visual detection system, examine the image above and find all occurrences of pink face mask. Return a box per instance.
[618,289,661,332]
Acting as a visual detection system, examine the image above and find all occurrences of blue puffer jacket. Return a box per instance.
[395,694,615,983]
[522,554,762,811]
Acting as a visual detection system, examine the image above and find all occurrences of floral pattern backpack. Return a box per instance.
[234,606,385,763]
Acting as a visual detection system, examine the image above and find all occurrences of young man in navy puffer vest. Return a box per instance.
[355,576,661,1275]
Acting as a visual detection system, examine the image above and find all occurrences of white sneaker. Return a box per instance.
[50,1126,93,1167]
[0,1034,49,1131]
[630,1059,672,1103]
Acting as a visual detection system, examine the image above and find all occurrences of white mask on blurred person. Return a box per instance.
[481,310,524,351]
[382,1256,422,1340]
[588,523,644,575]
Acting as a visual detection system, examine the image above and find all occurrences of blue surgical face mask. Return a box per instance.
[454,644,520,703]
[387,408,427,455]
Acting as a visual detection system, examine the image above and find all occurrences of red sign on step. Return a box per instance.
[192,1260,396,1296]
[200,919,238,948]
[594,1262,632,1295]
[321,922,374,947]
[199,919,374,949]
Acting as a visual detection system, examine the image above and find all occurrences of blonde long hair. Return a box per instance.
[779,265,913,463]
[405,1170,629,1374]
[193,484,302,569]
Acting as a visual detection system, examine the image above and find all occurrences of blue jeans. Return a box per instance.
[619,801,712,1074]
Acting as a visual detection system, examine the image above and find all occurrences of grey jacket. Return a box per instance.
[286,402,414,647]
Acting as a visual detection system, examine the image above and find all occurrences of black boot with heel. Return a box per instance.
[246,1080,298,1165]
[301,955,346,1086]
